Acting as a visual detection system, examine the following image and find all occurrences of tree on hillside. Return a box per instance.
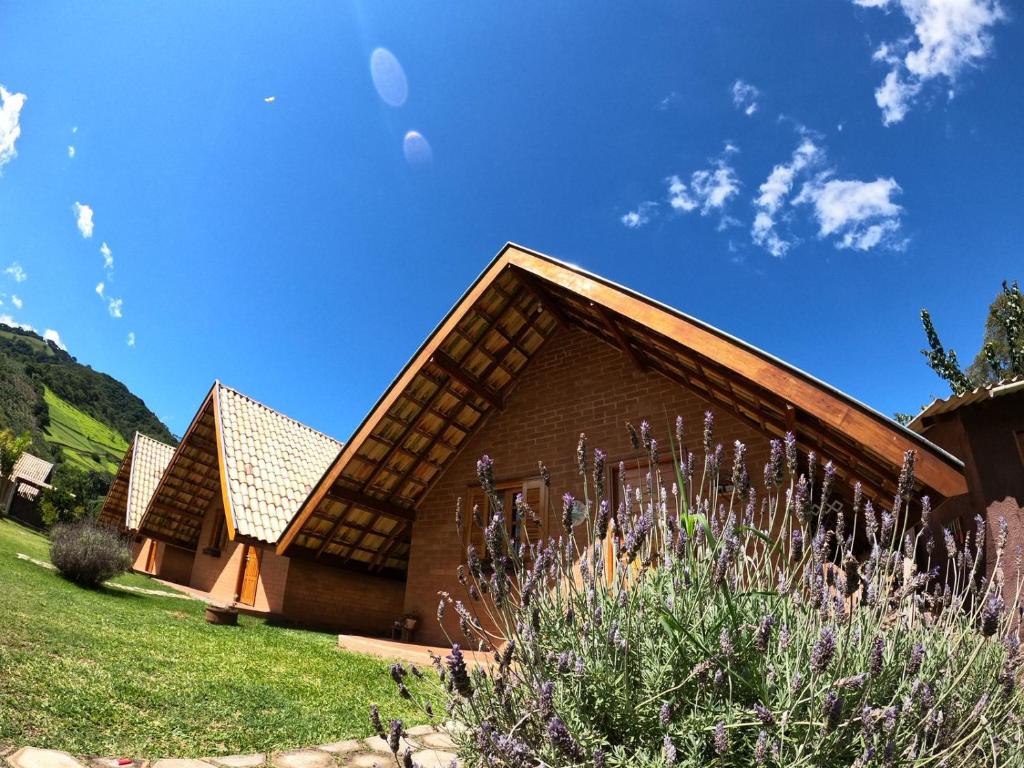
[40,464,110,528]
[921,280,1024,396]
[0,428,32,517]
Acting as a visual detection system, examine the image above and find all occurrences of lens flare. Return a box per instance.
[370,48,408,107]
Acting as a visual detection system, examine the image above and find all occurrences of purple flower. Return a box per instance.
[593,447,606,492]
[476,454,495,494]
[982,595,1004,637]
[822,691,843,734]
[659,701,673,726]
[755,614,776,653]
[755,730,768,765]
[446,644,473,698]
[713,721,729,756]
[546,717,583,760]
[387,718,403,755]
[784,431,797,476]
[731,440,749,497]
[811,627,837,674]
[576,432,588,476]
[640,420,652,450]
[765,439,784,488]
[562,492,575,532]
[897,449,916,500]
[369,704,384,739]
[703,411,714,453]
[907,642,924,675]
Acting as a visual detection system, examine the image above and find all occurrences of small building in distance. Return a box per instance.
[2,452,55,529]
[96,432,184,580]
[909,377,1024,582]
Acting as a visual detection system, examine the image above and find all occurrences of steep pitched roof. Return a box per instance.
[10,452,53,488]
[908,376,1024,431]
[97,433,176,531]
[277,243,968,573]
[138,382,341,549]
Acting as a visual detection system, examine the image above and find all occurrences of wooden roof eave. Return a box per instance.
[136,382,220,547]
[502,245,967,500]
[96,434,136,530]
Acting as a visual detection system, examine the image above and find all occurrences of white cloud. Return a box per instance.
[264,96,276,103]
[95,282,105,298]
[751,137,824,257]
[108,297,123,318]
[667,175,698,212]
[794,176,905,250]
[100,242,113,270]
[0,85,27,171]
[690,163,741,214]
[731,79,760,116]
[67,145,76,158]
[621,202,656,229]
[126,332,136,348]
[43,329,65,350]
[73,202,94,238]
[655,92,681,111]
[11,295,22,309]
[854,0,1006,125]
[0,314,34,332]
[4,263,26,282]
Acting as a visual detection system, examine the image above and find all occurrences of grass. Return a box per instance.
[41,386,129,475]
[0,519,430,758]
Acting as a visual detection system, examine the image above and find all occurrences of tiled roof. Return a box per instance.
[217,385,342,543]
[908,376,1024,430]
[10,452,53,487]
[126,433,176,530]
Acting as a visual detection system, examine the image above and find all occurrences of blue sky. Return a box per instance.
[0,1,1020,439]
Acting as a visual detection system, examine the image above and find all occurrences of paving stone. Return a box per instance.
[271,752,333,768]
[313,741,361,756]
[403,726,435,738]
[8,748,88,768]
[414,733,454,751]
[91,759,141,768]
[338,756,384,768]
[208,756,265,768]
[358,739,390,755]
[410,751,459,768]
[151,760,215,768]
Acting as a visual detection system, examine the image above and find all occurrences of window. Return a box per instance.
[204,512,227,556]
[465,478,547,560]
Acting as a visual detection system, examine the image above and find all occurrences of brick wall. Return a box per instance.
[405,325,773,645]
[281,557,405,635]
[156,541,195,585]
[189,493,290,612]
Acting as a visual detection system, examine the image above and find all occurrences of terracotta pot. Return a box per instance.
[205,604,238,626]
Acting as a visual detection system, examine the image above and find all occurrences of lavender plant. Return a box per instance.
[377,413,1024,766]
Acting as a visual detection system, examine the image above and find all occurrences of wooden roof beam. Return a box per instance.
[595,305,647,372]
[429,351,505,412]
[324,487,416,523]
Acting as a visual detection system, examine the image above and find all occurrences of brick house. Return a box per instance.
[132,382,405,632]
[96,432,187,581]
[908,377,1024,587]
[276,243,969,645]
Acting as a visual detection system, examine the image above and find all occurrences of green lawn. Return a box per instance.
[0,519,429,758]
[41,386,129,475]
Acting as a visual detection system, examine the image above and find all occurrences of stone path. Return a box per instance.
[2,728,460,768]
[15,554,193,600]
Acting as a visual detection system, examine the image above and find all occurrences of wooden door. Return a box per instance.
[238,546,261,606]
[145,540,158,573]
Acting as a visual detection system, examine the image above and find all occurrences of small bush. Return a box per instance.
[50,519,132,587]
[376,412,1024,767]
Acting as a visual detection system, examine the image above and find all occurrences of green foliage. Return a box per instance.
[381,417,1024,767]
[40,463,110,528]
[922,280,1024,396]
[0,427,31,478]
[0,518,430,757]
[42,387,129,475]
[49,519,133,586]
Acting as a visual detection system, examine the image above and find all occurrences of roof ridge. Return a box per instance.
[216,383,343,447]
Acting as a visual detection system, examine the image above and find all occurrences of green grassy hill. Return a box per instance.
[42,387,129,475]
[0,323,175,473]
